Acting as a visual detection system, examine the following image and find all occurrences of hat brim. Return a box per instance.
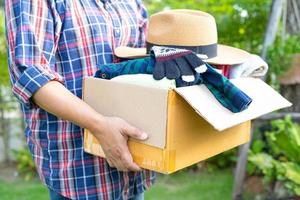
[115,44,251,65]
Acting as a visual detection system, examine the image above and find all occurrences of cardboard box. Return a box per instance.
[83,77,291,174]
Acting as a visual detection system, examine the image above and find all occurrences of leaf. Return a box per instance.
[295,187,300,196]
[248,153,275,178]
[281,163,300,185]
[266,116,300,163]
[251,140,265,154]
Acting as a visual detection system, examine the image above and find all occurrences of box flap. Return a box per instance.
[174,77,292,131]
[83,77,169,149]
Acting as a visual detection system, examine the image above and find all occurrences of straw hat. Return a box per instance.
[115,9,250,65]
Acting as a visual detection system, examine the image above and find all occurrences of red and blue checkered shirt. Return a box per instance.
[5,0,155,199]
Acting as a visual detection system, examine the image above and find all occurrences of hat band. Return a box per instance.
[146,42,217,58]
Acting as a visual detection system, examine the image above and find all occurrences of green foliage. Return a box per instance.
[266,35,300,89]
[144,169,234,200]
[267,116,300,163]
[0,9,9,87]
[144,0,271,53]
[248,116,300,196]
[248,153,276,182]
[0,179,49,200]
[144,0,300,88]
[12,148,37,181]
[0,169,234,200]
[205,149,237,170]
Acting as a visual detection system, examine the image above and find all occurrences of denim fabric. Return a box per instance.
[49,188,71,200]
[132,192,144,200]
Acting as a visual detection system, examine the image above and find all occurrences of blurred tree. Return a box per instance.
[144,0,272,54]
[144,0,300,88]
[285,0,300,35]
[0,10,16,163]
[0,10,8,85]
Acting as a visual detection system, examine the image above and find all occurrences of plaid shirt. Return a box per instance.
[5,0,155,199]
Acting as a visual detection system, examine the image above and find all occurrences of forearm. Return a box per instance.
[32,80,146,171]
[32,81,104,133]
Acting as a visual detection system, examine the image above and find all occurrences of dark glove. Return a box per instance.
[151,46,206,82]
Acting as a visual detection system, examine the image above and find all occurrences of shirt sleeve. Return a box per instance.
[135,0,148,48]
[5,0,64,108]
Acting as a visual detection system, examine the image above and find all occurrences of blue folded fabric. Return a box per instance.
[176,63,252,113]
[94,57,153,79]
[95,56,252,113]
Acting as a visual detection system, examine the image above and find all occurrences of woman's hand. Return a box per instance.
[92,116,148,172]
[33,81,147,172]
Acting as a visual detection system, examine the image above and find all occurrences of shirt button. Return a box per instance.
[101,73,107,79]
[114,28,120,37]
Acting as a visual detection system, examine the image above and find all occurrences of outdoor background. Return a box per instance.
[1,0,300,200]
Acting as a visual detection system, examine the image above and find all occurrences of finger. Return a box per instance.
[104,146,125,169]
[121,151,141,172]
[153,62,166,80]
[185,53,205,70]
[113,160,128,172]
[182,75,195,82]
[174,57,194,76]
[122,122,148,141]
[105,150,119,168]
[176,77,193,87]
[165,60,180,79]
[195,63,208,74]
[107,153,128,171]
[108,147,139,172]
[106,158,116,168]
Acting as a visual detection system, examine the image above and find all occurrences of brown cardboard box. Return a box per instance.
[83,77,291,174]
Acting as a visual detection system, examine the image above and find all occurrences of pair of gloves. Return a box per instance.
[96,46,204,81]
[151,46,207,82]
[95,46,252,113]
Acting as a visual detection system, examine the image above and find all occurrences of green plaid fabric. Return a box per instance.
[176,63,252,113]
[203,64,252,112]
[94,57,153,79]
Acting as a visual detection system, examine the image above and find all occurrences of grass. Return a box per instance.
[146,169,234,200]
[0,179,49,200]
[0,169,234,200]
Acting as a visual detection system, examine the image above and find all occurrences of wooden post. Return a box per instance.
[232,130,252,200]
[261,0,284,59]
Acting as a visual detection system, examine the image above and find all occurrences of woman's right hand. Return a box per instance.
[32,81,148,172]
[92,116,148,172]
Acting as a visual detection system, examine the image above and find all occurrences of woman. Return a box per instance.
[5,0,155,199]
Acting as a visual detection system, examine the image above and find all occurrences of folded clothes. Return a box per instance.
[176,63,252,113]
[95,50,252,113]
[212,64,230,78]
[229,54,268,79]
[111,74,176,90]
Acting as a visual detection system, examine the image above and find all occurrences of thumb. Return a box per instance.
[122,123,148,141]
